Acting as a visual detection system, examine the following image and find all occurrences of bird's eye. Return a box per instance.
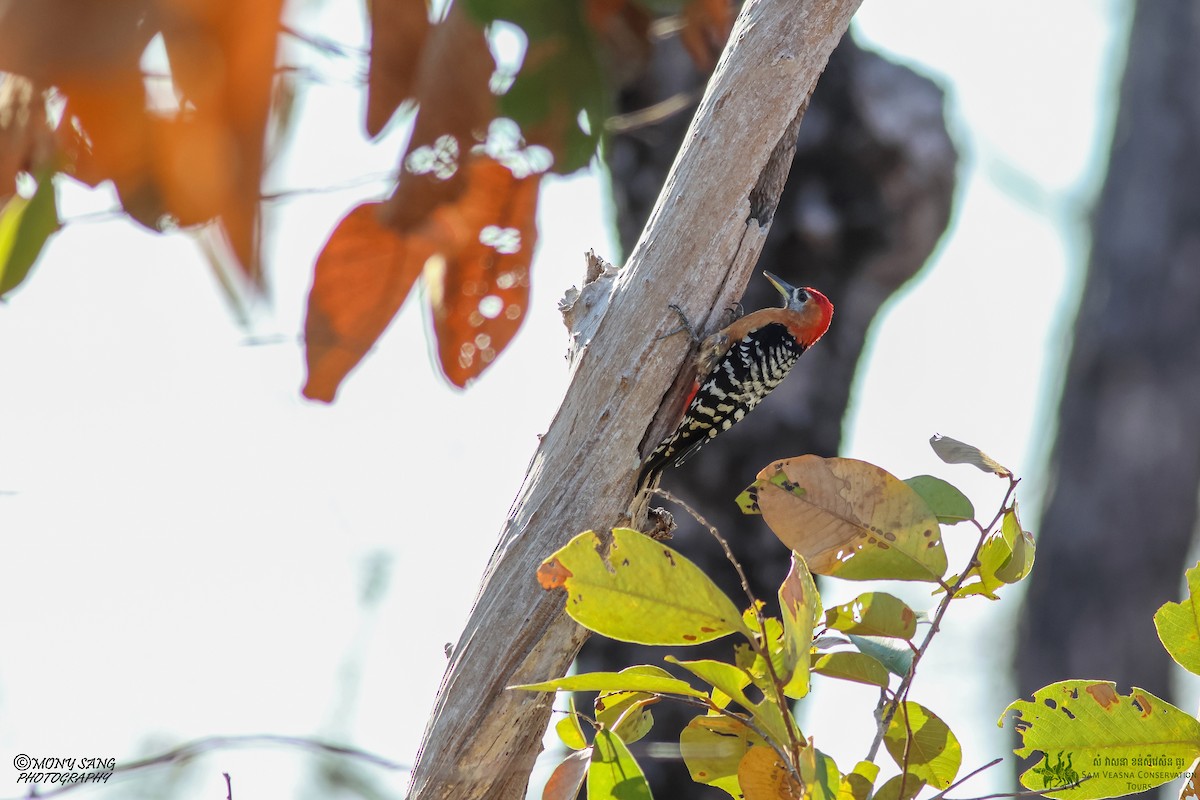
[797,290,810,302]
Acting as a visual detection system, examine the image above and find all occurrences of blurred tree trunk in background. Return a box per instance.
[580,32,958,797]
[1018,3,1200,793]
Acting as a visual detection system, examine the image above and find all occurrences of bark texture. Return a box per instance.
[404,2,864,798]
[1017,0,1200,779]
[581,32,958,797]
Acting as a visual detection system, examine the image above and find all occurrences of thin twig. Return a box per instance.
[927,757,1003,800]
[652,488,806,777]
[866,475,1021,762]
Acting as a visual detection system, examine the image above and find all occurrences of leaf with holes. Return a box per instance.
[302,201,430,402]
[425,154,541,387]
[1001,681,1200,799]
[535,528,749,645]
[884,702,960,789]
[738,456,947,582]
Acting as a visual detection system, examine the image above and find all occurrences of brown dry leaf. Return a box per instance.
[366,0,430,136]
[679,0,734,71]
[585,0,652,87]
[303,201,433,402]
[383,1,497,230]
[542,749,591,800]
[740,456,947,582]
[159,0,284,284]
[739,745,801,800]
[423,154,541,387]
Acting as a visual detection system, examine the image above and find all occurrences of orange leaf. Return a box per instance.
[160,0,284,283]
[423,155,541,387]
[383,1,497,230]
[303,202,432,402]
[680,0,734,71]
[366,0,430,136]
[739,746,801,800]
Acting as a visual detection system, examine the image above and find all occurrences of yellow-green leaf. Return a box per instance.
[871,773,925,800]
[511,670,705,698]
[825,593,918,640]
[594,666,668,744]
[884,701,961,789]
[929,434,1012,477]
[1001,681,1200,800]
[680,715,764,797]
[589,729,651,800]
[667,657,753,712]
[779,553,821,698]
[555,696,588,750]
[904,475,974,524]
[837,760,879,800]
[812,652,890,688]
[1155,561,1200,676]
[799,745,841,800]
[537,528,748,644]
[0,172,60,297]
[738,457,947,582]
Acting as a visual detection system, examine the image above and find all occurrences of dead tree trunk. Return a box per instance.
[404,2,863,798]
[1017,3,1200,796]
[583,32,958,797]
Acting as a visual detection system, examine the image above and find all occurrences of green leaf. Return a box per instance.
[511,669,705,698]
[1001,681,1200,800]
[537,528,749,645]
[955,505,1035,599]
[904,475,974,524]
[838,760,880,800]
[871,773,925,800]
[463,0,605,174]
[812,652,890,688]
[884,702,961,789]
[667,657,753,711]
[825,593,918,640]
[0,172,60,297]
[680,715,763,798]
[847,634,913,678]
[589,729,652,800]
[738,457,947,582]
[594,666,668,744]
[929,434,1012,477]
[1155,561,1200,676]
[556,696,589,750]
[800,745,842,800]
[779,553,821,698]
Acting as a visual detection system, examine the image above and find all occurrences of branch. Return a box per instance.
[404,2,863,798]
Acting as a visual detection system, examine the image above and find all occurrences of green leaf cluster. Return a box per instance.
[522,445,1030,800]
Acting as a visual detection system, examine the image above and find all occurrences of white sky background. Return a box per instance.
[0,1,1132,798]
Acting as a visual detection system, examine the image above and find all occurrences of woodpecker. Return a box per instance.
[639,272,833,486]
